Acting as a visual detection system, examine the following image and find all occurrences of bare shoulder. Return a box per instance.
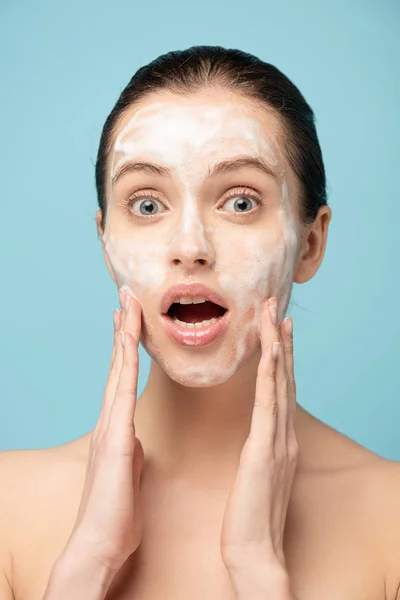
[358,455,400,600]
[305,414,400,598]
[0,435,89,499]
[0,435,90,593]
[339,447,400,600]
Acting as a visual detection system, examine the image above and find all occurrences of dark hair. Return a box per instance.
[95,45,327,232]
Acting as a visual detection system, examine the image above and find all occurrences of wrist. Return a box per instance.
[227,558,292,600]
[44,544,118,600]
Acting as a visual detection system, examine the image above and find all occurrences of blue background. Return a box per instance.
[0,0,399,459]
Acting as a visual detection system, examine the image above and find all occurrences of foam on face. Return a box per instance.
[102,98,299,387]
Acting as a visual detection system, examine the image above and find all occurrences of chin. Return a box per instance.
[165,365,234,388]
[142,331,260,389]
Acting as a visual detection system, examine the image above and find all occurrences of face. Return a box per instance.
[100,89,302,387]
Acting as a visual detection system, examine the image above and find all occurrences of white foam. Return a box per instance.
[101,96,299,387]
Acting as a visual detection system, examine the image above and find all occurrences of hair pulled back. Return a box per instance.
[95,45,327,231]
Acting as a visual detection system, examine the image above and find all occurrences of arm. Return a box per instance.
[220,302,298,600]
[0,451,117,600]
[42,542,117,600]
[44,291,144,598]
[227,557,297,600]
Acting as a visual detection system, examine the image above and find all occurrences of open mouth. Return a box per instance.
[166,300,228,329]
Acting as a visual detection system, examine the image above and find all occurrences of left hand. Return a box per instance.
[220,296,298,575]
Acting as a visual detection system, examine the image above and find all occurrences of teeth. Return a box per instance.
[173,316,219,329]
[175,296,207,305]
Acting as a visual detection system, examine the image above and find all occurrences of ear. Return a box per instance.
[293,205,332,284]
[95,210,116,283]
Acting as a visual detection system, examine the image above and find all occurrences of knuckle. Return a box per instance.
[255,392,278,415]
[269,397,278,415]
[122,348,138,369]
[116,386,134,405]
[244,440,274,468]
[101,430,120,455]
[278,450,288,464]
[281,378,289,396]
[289,439,299,459]
[263,365,276,385]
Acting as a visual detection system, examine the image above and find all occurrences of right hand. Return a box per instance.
[65,288,145,573]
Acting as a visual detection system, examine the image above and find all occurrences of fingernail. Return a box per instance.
[284,317,293,337]
[268,297,278,326]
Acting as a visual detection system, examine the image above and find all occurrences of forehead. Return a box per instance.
[109,90,287,174]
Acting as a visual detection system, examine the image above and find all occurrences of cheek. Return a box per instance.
[216,229,289,313]
[103,232,169,293]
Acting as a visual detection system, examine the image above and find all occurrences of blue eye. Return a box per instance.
[130,197,167,216]
[222,195,259,213]
[126,189,260,219]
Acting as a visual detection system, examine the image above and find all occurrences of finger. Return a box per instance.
[281,317,296,415]
[280,317,297,453]
[116,292,142,425]
[108,329,139,434]
[260,297,279,353]
[266,297,289,450]
[110,291,138,389]
[249,302,279,455]
[107,307,123,397]
[123,292,142,346]
[93,293,125,442]
[110,308,121,366]
[101,289,129,426]
[113,289,128,374]
[274,335,289,450]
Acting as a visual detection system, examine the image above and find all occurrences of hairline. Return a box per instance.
[101,86,304,224]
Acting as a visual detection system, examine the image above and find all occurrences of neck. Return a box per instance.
[134,350,312,485]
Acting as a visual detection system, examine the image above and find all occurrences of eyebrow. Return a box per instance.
[111,155,279,187]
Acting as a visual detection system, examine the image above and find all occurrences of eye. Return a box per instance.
[129,194,167,217]
[221,191,260,214]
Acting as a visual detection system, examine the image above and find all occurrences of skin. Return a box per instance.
[1,88,400,600]
[97,88,328,478]
[102,90,300,388]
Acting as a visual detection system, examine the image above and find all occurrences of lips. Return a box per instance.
[160,282,229,315]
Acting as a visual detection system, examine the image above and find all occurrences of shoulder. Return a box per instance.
[0,436,89,500]
[332,450,400,600]
[0,436,89,588]
[359,456,400,600]
[326,427,400,597]
[300,412,400,597]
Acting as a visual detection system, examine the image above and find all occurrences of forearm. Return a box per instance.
[42,546,117,600]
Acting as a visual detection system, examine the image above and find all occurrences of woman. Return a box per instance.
[1,45,399,600]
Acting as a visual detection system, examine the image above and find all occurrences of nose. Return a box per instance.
[169,239,215,269]
[167,226,215,270]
